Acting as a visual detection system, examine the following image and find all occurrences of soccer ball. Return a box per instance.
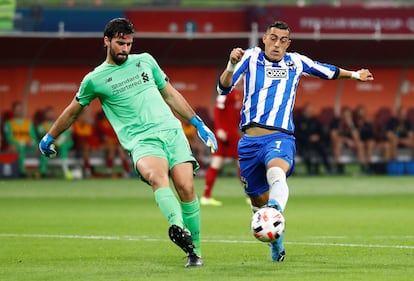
[251,207,285,242]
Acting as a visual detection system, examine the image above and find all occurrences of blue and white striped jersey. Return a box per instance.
[217,47,339,134]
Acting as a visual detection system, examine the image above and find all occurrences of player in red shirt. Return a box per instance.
[201,87,243,206]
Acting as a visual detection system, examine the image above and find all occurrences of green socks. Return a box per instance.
[154,187,202,256]
[154,187,184,228]
[181,198,201,256]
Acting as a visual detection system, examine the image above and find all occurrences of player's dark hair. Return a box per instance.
[104,18,134,40]
[266,21,290,32]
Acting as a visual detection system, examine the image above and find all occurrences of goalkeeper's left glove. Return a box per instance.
[190,115,218,153]
[39,133,57,158]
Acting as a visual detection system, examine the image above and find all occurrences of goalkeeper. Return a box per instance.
[39,18,217,268]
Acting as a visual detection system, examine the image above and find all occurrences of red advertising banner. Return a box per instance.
[0,65,220,119]
[125,9,247,32]
[248,6,414,34]
[1,65,411,122]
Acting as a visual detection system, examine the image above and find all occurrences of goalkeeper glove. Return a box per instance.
[39,133,57,158]
[190,115,218,153]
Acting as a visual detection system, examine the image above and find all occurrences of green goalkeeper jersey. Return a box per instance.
[76,53,182,152]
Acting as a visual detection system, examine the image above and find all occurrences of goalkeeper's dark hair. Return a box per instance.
[104,18,135,40]
[266,21,290,32]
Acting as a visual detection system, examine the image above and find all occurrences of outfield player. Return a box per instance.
[39,18,217,267]
[201,87,242,206]
[217,21,374,262]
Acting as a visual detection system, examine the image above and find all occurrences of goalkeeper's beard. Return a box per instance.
[110,48,128,65]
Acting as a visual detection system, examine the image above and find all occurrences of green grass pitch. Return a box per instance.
[1,175,413,281]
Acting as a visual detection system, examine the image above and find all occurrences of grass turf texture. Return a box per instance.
[0,175,413,281]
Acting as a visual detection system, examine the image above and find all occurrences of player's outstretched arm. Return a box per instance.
[338,68,374,82]
[160,82,217,153]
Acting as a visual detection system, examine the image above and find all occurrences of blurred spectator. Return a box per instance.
[353,105,375,173]
[95,111,132,178]
[294,103,332,175]
[0,119,1,144]
[72,109,100,178]
[330,107,366,174]
[0,108,13,151]
[407,107,414,127]
[201,87,243,206]
[3,101,38,177]
[37,106,74,179]
[386,106,414,160]
[372,107,393,159]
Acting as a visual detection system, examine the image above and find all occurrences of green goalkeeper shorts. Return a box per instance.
[130,128,199,183]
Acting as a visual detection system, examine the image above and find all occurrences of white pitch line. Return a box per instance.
[288,241,414,249]
[308,235,414,239]
[0,233,413,250]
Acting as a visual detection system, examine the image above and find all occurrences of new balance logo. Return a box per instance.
[266,67,287,78]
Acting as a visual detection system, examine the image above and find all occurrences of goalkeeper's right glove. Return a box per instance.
[190,115,218,153]
[39,133,57,158]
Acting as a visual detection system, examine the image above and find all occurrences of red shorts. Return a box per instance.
[214,134,239,158]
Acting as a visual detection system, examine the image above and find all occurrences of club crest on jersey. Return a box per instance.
[266,67,288,79]
[285,60,297,70]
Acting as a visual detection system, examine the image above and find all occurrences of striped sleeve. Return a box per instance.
[297,53,339,80]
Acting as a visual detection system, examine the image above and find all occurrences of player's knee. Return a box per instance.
[175,183,196,202]
[146,171,169,187]
[210,156,224,169]
[266,166,286,186]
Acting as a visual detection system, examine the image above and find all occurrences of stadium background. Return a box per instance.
[1,3,414,281]
[1,0,414,159]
